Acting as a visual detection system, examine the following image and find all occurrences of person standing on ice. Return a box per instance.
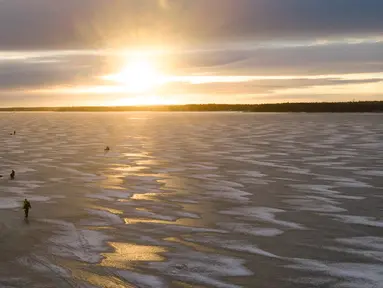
[10,170,15,179]
[23,199,31,218]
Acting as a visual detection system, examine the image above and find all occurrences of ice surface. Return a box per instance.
[185,235,281,258]
[325,237,383,262]
[355,170,383,177]
[287,259,383,288]
[221,206,305,229]
[150,251,253,288]
[0,198,21,209]
[0,112,381,288]
[337,237,383,250]
[19,255,69,278]
[329,215,383,227]
[116,270,166,288]
[41,219,111,264]
[217,222,284,237]
[87,209,124,225]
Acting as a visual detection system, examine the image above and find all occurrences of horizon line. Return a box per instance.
[0,101,382,111]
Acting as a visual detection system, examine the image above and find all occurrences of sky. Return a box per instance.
[0,0,383,106]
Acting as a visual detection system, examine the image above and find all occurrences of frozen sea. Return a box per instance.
[0,112,382,288]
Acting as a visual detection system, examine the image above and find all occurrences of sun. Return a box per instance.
[112,95,178,106]
[102,55,165,94]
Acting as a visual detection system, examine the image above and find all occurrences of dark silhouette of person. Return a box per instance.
[23,199,31,218]
[10,170,15,179]
[14,131,16,135]
[105,146,110,152]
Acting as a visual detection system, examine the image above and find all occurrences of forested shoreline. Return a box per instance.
[1,101,382,113]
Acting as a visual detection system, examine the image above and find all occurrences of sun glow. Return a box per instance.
[102,54,165,94]
[112,95,179,106]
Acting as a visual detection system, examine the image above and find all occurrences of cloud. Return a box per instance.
[156,78,383,97]
[0,0,382,49]
[0,54,105,90]
[171,41,383,76]
[158,0,170,9]
[0,35,382,106]
[1,41,383,92]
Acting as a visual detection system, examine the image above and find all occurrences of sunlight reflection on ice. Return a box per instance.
[101,242,167,269]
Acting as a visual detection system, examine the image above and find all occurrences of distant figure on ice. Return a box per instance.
[23,199,31,218]
[10,170,15,179]
[13,131,16,135]
[104,146,110,152]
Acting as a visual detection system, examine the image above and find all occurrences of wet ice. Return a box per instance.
[0,112,382,288]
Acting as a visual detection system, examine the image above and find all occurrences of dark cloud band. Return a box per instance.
[0,0,382,49]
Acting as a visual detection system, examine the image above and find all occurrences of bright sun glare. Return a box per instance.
[97,52,180,106]
[103,55,165,94]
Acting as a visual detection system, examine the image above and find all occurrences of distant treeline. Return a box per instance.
[1,101,382,113]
